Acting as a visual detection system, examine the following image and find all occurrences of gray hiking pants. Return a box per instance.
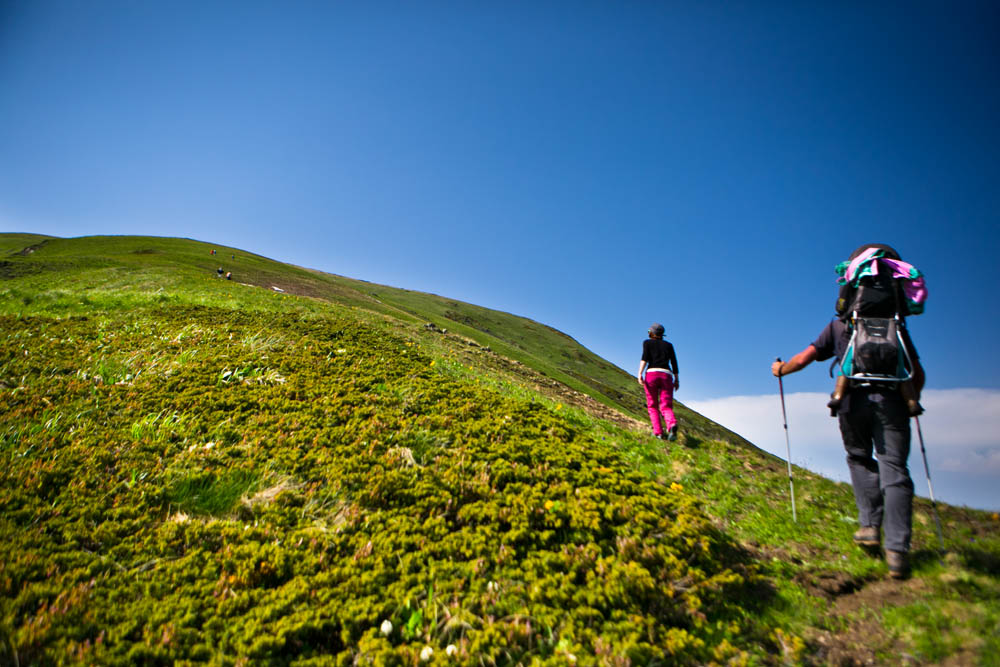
[838,387,914,553]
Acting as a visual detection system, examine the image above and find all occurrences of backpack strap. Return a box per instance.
[840,311,859,378]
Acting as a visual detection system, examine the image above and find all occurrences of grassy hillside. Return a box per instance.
[0,234,740,438]
[1,234,998,665]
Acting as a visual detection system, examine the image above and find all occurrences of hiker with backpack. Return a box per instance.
[638,323,680,441]
[771,244,926,579]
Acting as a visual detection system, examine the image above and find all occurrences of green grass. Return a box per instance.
[1,234,725,431]
[0,233,54,255]
[1,233,998,666]
[879,564,1000,662]
[168,469,262,516]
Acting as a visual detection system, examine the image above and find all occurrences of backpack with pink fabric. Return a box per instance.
[828,244,927,417]
[834,244,927,318]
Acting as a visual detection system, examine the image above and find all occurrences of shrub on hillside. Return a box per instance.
[1,308,759,665]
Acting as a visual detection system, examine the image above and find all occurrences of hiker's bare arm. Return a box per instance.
[771,346,819,377]
[913,359,925,395]
[637,360,647,385]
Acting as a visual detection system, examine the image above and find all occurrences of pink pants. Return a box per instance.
[644,371,676,435]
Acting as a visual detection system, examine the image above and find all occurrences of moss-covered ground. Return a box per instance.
[1,234,998,665]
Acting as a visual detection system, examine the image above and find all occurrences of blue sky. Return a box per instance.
[2,2,998,508]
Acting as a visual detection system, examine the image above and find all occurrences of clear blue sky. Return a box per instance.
[3,2,999,505]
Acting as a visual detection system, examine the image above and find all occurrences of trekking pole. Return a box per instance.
[914,415,946,553]
[776,358,797,522]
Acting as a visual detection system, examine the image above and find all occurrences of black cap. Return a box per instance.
[649,323,665,336]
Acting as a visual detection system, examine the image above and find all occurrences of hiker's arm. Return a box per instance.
[771,345,819,377]
[912,359,925,395]
[671,351,679,390]
[637,360,647,385]
[903,329,925,395]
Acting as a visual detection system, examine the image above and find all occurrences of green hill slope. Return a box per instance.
[1,234,998,665]
[0,235,746,444]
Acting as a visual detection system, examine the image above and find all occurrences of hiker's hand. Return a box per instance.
[637,376,644,386]
[771,360,783,377]
[673,378,680,391]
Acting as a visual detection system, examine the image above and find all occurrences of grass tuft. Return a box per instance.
[167,469,261,517]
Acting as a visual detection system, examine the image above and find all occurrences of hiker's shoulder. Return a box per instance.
[812,318,845,346]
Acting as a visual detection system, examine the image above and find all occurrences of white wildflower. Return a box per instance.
[420,646,433,661]
[379,619,393,636]
[446,644,457,656]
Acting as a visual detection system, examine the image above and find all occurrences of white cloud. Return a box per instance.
[686,388,1000,511]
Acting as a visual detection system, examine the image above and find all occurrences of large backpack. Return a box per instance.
[834,244,927,319]
[834,244,926,384]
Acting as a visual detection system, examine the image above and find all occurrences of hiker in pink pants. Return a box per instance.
[638,323,680,441]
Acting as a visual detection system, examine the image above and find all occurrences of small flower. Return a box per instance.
[544,500,555,511]
[379,619,393,636]
[420,646,433,661]
[555,403,562,410]
[669,482,684,492]
[446,644,457,656]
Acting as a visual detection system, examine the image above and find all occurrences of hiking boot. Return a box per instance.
[666,425,678,442]
[886,550,910,579]
[853,525,880,547]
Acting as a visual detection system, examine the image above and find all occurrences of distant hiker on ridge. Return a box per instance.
[638,323,679,441]
[771,243,927,579]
